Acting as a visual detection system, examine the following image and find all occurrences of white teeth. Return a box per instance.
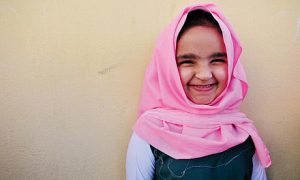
[198,84,212,88]
[190,84,216,89]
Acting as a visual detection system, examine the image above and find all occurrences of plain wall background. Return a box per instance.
[1,0,299,179]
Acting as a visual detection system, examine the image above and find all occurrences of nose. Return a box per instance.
[195,65,212,80]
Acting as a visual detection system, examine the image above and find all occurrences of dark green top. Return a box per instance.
[151,137,255,180]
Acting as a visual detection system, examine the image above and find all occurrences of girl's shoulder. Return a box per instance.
[126,133,267,180]
[126,133,155,180]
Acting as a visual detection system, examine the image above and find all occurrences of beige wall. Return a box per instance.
[1,0,299,179]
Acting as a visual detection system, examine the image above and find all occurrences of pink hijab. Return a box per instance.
[133,3,271,168]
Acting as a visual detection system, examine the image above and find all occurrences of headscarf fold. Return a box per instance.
[133,3,271,168]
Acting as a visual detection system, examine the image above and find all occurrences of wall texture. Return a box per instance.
[1,0,299,179]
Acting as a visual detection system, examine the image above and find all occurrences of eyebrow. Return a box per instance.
[176,53,199,59]
[176,52,227,59]
[210,52,227,59]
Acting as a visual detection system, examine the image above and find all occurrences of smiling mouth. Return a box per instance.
[189,83,217,91]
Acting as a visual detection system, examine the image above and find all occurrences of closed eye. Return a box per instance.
[211,59,227,64]
[177,60,194,66]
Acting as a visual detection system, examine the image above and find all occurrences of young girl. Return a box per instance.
[126,3,271,180]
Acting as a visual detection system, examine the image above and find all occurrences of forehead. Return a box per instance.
[176,26,226,56]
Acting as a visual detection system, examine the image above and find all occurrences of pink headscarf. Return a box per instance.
[133,3,271,167]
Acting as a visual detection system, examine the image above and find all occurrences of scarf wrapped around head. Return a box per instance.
[133,3,271,168]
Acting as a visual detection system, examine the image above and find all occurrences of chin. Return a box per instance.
[191,98,213,105]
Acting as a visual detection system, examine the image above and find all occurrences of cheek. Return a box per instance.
[215,66,228,86]
[178,67,193,85]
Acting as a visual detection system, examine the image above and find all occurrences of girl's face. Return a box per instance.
[176,26,228,105]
